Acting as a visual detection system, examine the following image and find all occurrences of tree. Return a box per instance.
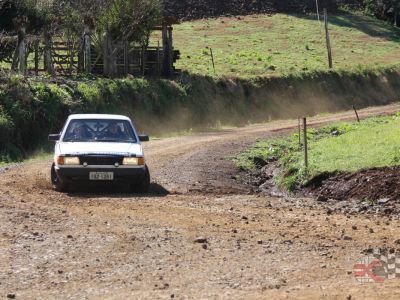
[53,0,162,77]
[1,0,163,77]
[364,0,400,26]
[0,0,48,73]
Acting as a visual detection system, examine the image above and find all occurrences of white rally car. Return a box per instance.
[49,114,150,193]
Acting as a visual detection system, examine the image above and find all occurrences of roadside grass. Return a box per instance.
[233,114,400,191]
[25,148,53,163]
[170,13,400,77]
[0,146,53,166]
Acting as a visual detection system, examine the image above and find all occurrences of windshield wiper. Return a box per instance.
[120,139,136,143]
[96,139,119,143]
[63,139,87,143]
[63,139,91,142]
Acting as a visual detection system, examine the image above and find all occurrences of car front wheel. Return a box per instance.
[51,163,69,192]
[131,165,150,193]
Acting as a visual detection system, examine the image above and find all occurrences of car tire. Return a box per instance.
[131,165,150,193]
[51,163,69,192]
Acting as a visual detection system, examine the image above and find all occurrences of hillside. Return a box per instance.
[164,0,363,20]
[169,13,400,77]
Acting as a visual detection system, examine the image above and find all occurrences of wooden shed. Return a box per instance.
[89,16,181,77]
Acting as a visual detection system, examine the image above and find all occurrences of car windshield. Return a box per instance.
[63,119,137,143]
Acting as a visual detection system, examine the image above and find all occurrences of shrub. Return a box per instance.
[0,106,14,146]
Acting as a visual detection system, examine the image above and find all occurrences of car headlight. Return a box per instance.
[123,157,145,166]
[57,156,80,165]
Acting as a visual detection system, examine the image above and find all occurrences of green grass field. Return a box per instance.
[170,13,400,77]
[234,114,400,190]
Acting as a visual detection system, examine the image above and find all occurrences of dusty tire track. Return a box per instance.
[1,103,400,299]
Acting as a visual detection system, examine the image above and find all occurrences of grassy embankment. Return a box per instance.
[234,114,400,191]
[2,65,400,164]
[171,13,400,77]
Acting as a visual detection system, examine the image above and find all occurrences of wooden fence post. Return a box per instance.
[316,0,320,21]
[352,105,360,123]
[83,25,91,73]
[210,48,216,74]
[141,44,146,77]
[303,117,308,168]
[324,8,333,69]
[298,117,302,146]
[69,41,74,75]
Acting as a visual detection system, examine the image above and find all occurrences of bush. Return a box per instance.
[0,106,14,145]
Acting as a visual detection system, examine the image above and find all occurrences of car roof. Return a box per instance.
[67,114,131,121]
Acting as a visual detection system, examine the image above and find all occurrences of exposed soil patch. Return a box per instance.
[239,158,283,197]
[246,161,400,215]
[307,166,400,202]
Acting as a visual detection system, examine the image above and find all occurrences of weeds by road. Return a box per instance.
[234,113,400,191]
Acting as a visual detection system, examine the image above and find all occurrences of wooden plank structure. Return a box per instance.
[90,16,181,77]
[51,40,81,75]
[0,16,181,78]
[90,45,180,77]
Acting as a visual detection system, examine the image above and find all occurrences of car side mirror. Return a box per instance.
[48,134,61,141]
[139,134,149,142]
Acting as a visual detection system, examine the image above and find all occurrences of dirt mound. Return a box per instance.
[308,166,400,202]
[164,0,363,20]
[246,163,400,215]
[245,162,400,203]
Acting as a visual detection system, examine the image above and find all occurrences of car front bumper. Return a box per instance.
[56,165,146,181]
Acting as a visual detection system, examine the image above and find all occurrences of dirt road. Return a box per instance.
[1,104,400,299]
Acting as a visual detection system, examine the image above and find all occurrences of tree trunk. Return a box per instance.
[11,24,26,72]
[395,7,398,27]
[18,25,27,75]
[44,28,54,76]
[162,23,172,77]
[11,46,19,72]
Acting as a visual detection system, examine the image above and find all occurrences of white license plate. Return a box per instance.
[89,172,114,181]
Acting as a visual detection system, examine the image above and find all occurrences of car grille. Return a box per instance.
[79,156,124,166]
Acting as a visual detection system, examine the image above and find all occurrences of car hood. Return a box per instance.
[58,142,143,156]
